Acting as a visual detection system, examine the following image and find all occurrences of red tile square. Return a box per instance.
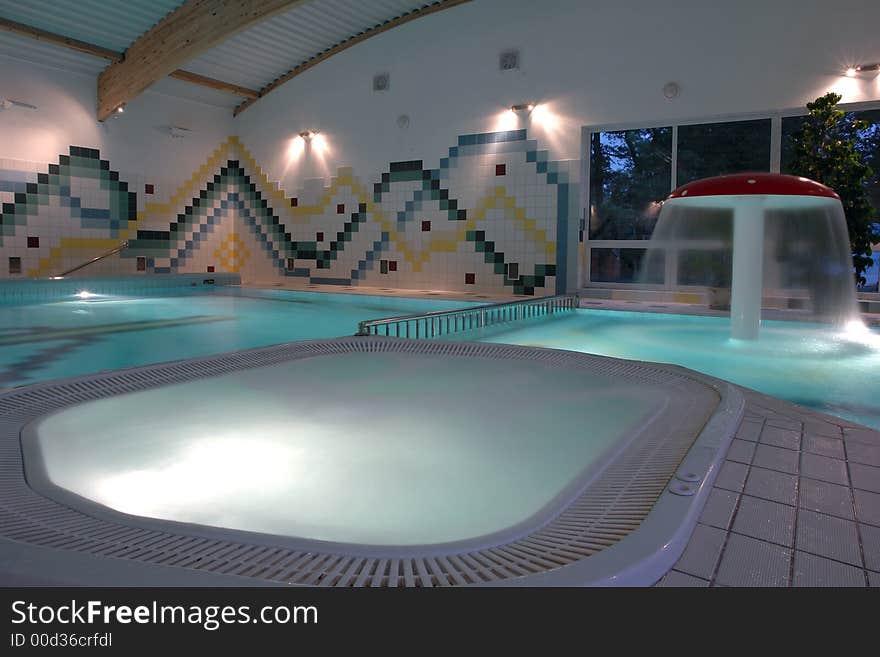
[495,163,506,176]
[144,183,155,194]
[27,236,39,248]
[388,260,397,272]
[207,265,215,273]
[316,232,324,242]
[290,197,298,207]
[421,220,431,231]
[337,203,345,214]
[465,272,475,285]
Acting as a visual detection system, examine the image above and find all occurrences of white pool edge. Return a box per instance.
[1,338,743,587]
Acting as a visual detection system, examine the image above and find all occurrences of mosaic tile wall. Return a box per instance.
[0,130,578,295]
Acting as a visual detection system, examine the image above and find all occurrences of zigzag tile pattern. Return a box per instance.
[0,131,576,295]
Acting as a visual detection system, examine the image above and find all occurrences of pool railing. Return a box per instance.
[356,294,579,338]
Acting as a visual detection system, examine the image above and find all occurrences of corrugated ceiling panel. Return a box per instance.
[0,0,457,109]
[0,30,105,76]
[0,0,184,52]
[185,0,435,89]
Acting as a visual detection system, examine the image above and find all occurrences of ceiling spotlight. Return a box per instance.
[116,105,125,113]
[510,103,534,113]
[847,63,880,77]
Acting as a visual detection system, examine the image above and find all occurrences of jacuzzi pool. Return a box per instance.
[29,351,664,545]
[6,338,741,586]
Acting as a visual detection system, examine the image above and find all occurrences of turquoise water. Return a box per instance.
[449,309,880,430]
[5,287,879,430]
[33,351,660,545]
[0,288,479,388]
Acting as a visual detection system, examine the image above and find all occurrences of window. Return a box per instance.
[782,108,880,208]
[782,108,880,290]
[585,114,831,289]
[589,127,671,240]
[677,119,772,185]
[590,248,663,284]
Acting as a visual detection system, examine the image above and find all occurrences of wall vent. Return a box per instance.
[499,50,520,71]
[373,72,390,92]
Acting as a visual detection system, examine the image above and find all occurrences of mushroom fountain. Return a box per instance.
[641,173,860,339]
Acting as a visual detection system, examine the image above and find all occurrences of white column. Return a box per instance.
[730,197,765,340]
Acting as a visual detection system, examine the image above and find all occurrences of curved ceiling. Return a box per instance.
[0,0,471,114]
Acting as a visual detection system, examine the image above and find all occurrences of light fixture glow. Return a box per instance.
[510,103,534,113]
[288,135,306,158]
[76,290,94,299]
[530,103,558,129]
[846,63,880,77]
[310,132,328,154]
[116,105,125,113]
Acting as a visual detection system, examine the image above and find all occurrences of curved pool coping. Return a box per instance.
[0,338,743,586]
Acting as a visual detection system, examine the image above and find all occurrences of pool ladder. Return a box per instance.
[356,294,579,338]
[51,241,129,279]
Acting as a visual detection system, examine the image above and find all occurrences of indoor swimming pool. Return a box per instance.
[0,287,478,388]
[452,308,880,429]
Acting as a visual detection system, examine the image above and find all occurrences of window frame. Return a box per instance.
[579,100,880,291]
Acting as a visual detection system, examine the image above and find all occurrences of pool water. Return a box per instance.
[451,309,880,429]
[0,288,478,388]
[31,351,665,546]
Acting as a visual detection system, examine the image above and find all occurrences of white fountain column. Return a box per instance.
[729,196,765,340]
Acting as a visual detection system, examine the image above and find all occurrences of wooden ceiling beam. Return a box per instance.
[97,0,307,120]
[0,16,260,103]
[167,70,259,99]
[233,0,473,117]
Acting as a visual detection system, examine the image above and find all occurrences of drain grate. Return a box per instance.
[0,338,742,586]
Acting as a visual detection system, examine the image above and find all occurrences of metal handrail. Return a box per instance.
[51,241,129,279]
[356,294,579,337]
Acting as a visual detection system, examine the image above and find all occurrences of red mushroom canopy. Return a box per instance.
[668,173,839,200]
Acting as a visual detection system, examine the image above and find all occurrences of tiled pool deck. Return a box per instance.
[659,387,880,587]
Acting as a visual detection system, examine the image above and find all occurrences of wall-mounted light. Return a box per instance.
[510,103,534,114]
[289,130,328,161]
[846,63,880,78]
[116,105,125,114]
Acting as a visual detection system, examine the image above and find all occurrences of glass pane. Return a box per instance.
[677,249,733,287]
[853,109,880,218]
[677,119,772,185]
[783,110,880,211]
[588,127,672,240]
[590,248,664,284]
[780,114,806,174]
[783,108,880,291]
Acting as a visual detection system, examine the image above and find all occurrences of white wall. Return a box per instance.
[0,55,233,179]
[234,0,880,187]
